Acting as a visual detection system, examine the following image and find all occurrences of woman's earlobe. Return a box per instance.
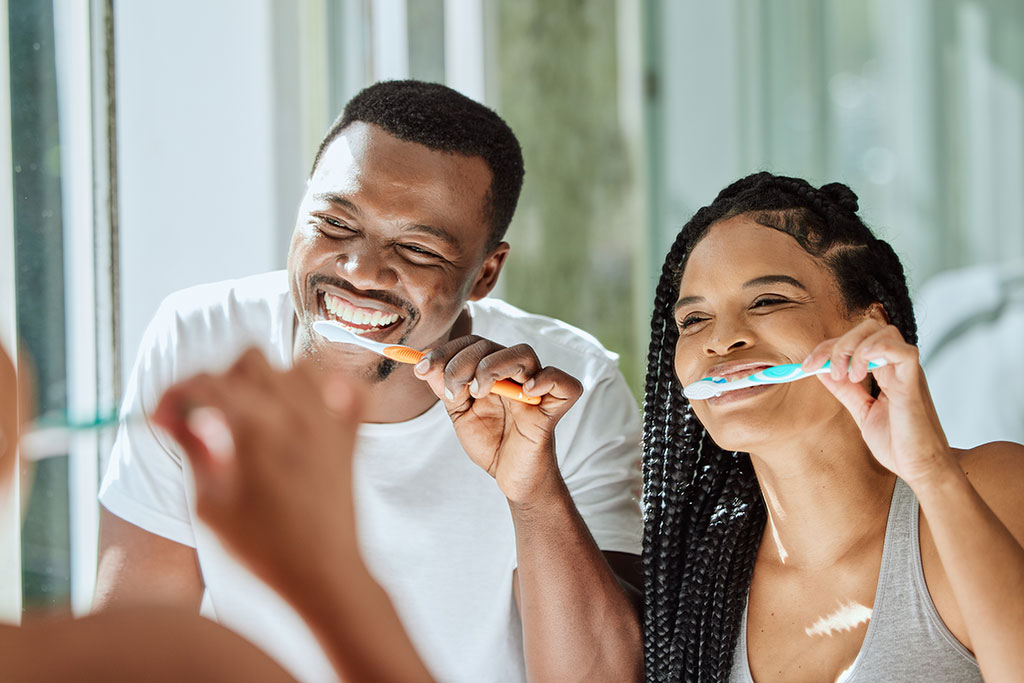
[865,302,890,324]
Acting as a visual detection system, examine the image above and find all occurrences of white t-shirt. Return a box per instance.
[99,270,643,683]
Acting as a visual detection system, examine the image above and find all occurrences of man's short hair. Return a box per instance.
[311,80,525,249]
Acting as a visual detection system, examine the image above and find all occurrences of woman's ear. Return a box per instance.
[864,302,890,324]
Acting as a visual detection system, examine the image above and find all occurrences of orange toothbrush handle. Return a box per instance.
[383,346,426,364]
[490,379,542,405]
[384,346,541,405]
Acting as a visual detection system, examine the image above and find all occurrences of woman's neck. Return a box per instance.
[748,417,896,570]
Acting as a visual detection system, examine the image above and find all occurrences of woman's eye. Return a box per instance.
[677,314,709,330]
[752,296,788,308]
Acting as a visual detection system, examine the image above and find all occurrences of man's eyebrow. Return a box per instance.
[313,192,361,215]
[404,223,460,247]
[674,275,808,312]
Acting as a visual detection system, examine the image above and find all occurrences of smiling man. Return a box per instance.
[95,81,643,682]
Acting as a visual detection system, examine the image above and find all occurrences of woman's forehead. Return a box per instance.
[679,217,832,293]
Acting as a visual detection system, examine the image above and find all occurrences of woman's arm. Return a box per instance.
[1,609,295,683]
[151,348,433,683]
[913,442,1024,680]
[805,316,1024,682]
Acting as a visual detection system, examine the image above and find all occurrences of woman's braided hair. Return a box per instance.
[641,172,917,681]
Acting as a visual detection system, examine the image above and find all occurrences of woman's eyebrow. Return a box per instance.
[674,295,704,312]
[743,274,808,291]
[675,274,808,312]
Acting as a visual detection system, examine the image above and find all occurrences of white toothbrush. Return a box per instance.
[682,359,888,400]
[312,320,542,405]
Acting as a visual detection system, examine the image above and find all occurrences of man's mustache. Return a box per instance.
[308,273,415,317]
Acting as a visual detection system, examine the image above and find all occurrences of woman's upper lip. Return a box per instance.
[704,360,777,381]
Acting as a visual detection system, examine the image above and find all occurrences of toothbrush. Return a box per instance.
[18,412,121,462]
[682,359,888,400]
[312,320,542,405]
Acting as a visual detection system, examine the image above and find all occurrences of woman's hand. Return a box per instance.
[151,348,364,590]
[413,336,583,505]
[0,345,18,485]
[802,317,957,487]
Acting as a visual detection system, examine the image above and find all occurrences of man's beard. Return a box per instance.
[371,356,399,383]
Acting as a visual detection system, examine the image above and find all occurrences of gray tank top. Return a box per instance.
[729,479,980,682]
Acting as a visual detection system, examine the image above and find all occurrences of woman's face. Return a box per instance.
[673,214,865,453]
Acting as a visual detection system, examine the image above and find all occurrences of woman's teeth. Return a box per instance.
[323,292,400,328]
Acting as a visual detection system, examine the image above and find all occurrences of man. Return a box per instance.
[96,80,643,682]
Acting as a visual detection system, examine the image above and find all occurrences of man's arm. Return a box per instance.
[93,508,204,611]
[416,337,643,682]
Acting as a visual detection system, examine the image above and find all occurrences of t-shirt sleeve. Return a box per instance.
[98,300,196,548]
[555,361,643,556]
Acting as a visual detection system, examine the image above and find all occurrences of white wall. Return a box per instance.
[114,0,319,378]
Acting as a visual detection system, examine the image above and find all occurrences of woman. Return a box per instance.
[641,172,1024,681]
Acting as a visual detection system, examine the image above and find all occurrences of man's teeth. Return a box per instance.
[323,292,400,327]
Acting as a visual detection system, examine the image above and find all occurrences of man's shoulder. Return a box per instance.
[159,270,289,318]
[144,270,293,362]
[470,298,620,373]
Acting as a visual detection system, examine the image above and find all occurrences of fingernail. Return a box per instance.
[523,379,535,393]
[444,388,454,401]
[469,379,480,396]
[414,358,429,374]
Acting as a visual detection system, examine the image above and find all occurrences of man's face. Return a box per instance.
[288,122,508,381]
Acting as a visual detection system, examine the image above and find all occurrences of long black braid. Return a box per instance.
[641,172,917,681]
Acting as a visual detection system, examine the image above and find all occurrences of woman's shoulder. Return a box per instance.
[954,441,1024,533]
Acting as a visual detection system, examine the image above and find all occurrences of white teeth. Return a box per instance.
[322,292,400,328]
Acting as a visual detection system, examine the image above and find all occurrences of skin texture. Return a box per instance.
[674,215,1024,683]
[96,121,641,679]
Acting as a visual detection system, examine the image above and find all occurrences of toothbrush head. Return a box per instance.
[682,377,728,400]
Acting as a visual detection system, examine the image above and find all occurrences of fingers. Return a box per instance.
[413,337,547,407]
[153,348,363,480]
[802,319,911,382]
[521,367,583,417]
[0,345,17,467]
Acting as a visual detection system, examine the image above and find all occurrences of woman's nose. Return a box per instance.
[703,317,754,356]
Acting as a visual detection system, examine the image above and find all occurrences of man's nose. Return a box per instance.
[334,243,399,290]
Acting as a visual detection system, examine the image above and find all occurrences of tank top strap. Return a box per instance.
[840,478,979,682]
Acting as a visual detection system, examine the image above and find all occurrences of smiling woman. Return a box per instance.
[641,172,1024,683]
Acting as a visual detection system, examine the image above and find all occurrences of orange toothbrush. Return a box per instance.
[312,320,542,405]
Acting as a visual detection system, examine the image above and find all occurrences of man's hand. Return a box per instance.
[413,336,583,504]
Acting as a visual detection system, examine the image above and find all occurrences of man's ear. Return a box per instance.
[468,242,510,301]
[863,302,890,324]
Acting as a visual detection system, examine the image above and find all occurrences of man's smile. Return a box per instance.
[317,289,406,337]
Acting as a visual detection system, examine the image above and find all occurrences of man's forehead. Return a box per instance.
[308,131,360,193]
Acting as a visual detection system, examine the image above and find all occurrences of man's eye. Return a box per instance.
[401,244,440,259]
[317,216,354,232]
